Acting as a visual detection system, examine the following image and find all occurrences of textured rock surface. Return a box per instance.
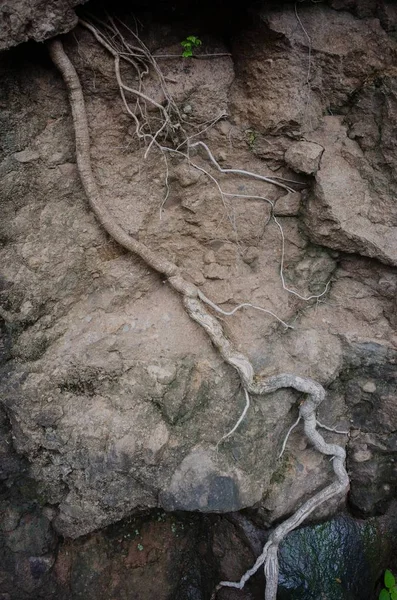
[303,118,397,266]
[0,0,396,573]
[342,342,397,515]
[284,141,323,175]
[1,505,396,600]
[0,0,86,51]
[278,515,388,600]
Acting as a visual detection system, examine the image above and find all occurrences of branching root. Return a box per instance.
[47,33,349,600]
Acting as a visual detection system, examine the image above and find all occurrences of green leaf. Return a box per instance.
[390,587,397,600]
[182,49,192,58]
[386,571,396,590]
[186,35,202,47]
[181,40,190,48]
[379,589,391,600]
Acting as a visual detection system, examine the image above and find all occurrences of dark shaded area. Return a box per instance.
[1,504,396,600]
[278,515,388,600]
[74,0,389,40]
[334,343,397,516]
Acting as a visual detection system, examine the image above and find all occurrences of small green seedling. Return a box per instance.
[245,128,257,150]
[379,569,397,600]
[181,36,202,58]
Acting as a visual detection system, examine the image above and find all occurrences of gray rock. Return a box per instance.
[274,192,302,217]
[13,149,40,163]
[1,3,396,542]
[160,448,262,512]
[284,141,323,175]
[278,515,387,600]
[303,118,397,266]
[341,342,397,515]
[0,0,86,51]
[6,510,56,555]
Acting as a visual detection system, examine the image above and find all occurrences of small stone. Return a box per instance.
[20,301,33,316]
[284,141,323,174]
[174,164,201,187]
[146,364,176,385]
[41,507,57,521]
[29,555,55,579]
[183,104,192,114]
[350,429,361,439]
[353,448,372,463]
[362,381,376,393]
[274,192,302,216]
[47,151,65,165]
[27,256,41,269]
[218,121,231,136]
[202,280,233,304]
[242,247,259,265]
[204,263,229,280]
[186,269,205,286]
[214,244,236,265]
[58,163,76,177]
[13,149,40,163]
[144,422,169,462]
[0,506,21,532]
[204,250,216,264]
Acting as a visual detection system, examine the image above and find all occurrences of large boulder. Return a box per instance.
[1,3,396,542]
[303,117,397,266]
[0,0,87,51]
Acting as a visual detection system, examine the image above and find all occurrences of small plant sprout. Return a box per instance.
[245,128,257,150]
[181,36,202,58]
[379,569,397,600]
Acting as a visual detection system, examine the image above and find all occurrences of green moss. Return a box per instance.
[270,454,291,484]
[245,128,257,150]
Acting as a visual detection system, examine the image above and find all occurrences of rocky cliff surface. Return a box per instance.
[0,0,87,51]
[0,0,397,598]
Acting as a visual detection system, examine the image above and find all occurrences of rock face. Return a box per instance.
[278,515,389,600]
[284,141,323,175]
[1,504,396,600]
[0,0,86,51]
[0,0,396,572]
[303,118,397,266]
[342,342,397,515]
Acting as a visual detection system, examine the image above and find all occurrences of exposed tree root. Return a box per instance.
[47,36,349,600]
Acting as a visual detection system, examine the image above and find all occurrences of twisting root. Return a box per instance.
[47,37,349,600]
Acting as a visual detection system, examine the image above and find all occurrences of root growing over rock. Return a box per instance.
[47,33,349,600]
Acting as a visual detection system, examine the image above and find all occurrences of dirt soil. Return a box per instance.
[0,0,397,598]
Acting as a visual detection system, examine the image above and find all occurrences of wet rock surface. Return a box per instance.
[277,514,392,600]
[1,505,396,600]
